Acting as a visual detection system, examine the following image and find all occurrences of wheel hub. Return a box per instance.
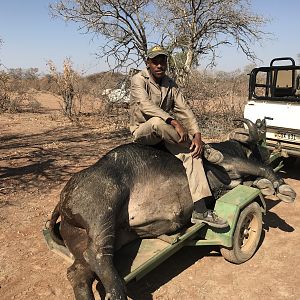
[239,214,256,248]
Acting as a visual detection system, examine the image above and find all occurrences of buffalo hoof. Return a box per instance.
[105,292,126,300]
[253,178,275,196]
[277,184,296,203]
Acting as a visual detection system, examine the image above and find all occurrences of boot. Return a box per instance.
[203,144,224,164]
[191,210,228,228]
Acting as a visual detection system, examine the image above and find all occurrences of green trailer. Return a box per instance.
[43,185,266,284]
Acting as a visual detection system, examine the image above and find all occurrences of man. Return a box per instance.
[129,45,228,228]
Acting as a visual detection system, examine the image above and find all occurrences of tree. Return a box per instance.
[50,0,267,83]
[50,0,151,69]
[156,0,267,83]
[47,58,82,124]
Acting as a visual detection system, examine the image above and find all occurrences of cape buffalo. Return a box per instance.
[48,119,296,300]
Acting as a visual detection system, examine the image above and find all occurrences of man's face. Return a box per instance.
[147,55,168,81]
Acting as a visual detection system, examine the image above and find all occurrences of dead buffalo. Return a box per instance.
[48,119,296,300]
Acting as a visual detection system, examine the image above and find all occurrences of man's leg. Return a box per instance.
[132,117,180,145]
[133,117,228,228]
[133,117,224,164]
[164,142,211,200]
[166,142,228,228]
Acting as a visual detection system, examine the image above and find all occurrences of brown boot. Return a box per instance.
[203,144,224,164]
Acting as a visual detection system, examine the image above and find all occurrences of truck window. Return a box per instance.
[271,69,295,97]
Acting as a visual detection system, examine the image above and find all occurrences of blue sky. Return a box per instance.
[0,0,300,75]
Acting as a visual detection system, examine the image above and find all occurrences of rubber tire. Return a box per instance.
[220,202,262,264]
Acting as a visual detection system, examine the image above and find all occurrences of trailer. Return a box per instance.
[43,185,266,284]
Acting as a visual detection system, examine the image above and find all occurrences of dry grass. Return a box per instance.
[0,67,249,138]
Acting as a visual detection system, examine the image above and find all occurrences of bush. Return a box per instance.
[184,69,248,138]
[28,98,41,113]
[47,58,82,124]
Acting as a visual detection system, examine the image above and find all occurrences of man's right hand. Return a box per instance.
[170,119,188,143]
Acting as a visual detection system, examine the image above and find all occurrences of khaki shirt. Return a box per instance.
[130,68,200,136]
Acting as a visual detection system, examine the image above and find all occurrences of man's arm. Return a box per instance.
[189,132,204,158]
[172,85,204,156]
[172,87,201,136]
[168,118,188,143]
[169,117,203,156]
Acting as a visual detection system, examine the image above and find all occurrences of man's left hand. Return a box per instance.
[190,133,203,158]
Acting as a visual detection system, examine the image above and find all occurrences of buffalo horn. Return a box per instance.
[234,118,259,143]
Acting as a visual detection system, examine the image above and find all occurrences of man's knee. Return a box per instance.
[149,117,174,136]
[135,117,179,144]
[148,117,180,144]
[148,117,166,130]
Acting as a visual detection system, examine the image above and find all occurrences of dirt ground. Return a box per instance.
[0,93,299,300]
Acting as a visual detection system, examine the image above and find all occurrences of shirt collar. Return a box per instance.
[141,67,171,87]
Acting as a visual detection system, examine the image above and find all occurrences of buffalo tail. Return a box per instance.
[48,203,65,246]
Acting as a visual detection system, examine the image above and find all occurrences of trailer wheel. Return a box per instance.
[220,202,262,264]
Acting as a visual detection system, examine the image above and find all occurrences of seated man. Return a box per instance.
[129,45,228,228]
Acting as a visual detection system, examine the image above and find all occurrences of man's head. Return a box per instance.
[146,46,168,82]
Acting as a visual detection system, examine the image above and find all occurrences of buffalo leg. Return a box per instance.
[67,260,96,300]
[225,157,283,185]
[83,219,127,300]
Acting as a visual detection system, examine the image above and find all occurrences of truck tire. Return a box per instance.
[220,202,262,264]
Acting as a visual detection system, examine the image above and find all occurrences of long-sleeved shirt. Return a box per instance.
[129,67,200,136]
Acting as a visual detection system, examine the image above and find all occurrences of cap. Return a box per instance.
[147,46,168,59]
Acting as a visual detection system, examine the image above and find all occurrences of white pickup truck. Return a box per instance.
[244,57,300,158]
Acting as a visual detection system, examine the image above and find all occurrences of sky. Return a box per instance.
[0,0,300,75]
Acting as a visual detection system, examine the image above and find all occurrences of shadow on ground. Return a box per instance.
[263,199,294,233]
[0,124,131,195]
[126,246,218,300]
[280,157,300,181]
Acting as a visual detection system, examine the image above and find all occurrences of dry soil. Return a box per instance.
[0,93,299,300]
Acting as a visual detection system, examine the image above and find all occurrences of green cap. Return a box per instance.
[147,46,168,59]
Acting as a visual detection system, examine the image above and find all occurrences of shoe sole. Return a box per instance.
[191,218,229,229]
[204,156,224,164]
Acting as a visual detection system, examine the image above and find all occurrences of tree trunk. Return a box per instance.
[184,48,194,75]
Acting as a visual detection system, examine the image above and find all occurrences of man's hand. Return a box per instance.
[170,119,188,143]
[189,132,203,158]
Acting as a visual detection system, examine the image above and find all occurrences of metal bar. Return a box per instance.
[273,160,285,172]
[42,228,74,263]
[124,223,205,283]
[186,239,221,246]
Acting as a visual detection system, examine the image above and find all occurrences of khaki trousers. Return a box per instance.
[132,117,212,202]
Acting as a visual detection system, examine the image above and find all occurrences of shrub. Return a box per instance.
[28,98,41,113]
[184,69,248,138]
[47,58,83,124]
